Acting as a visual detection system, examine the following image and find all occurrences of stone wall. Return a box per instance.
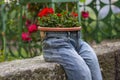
[0,56,66,80]
[98,50,120,80]
[0,40,120,80]
[92,40,120,80]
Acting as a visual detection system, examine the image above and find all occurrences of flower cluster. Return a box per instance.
[37,8,80,27]
[21,22,38,42]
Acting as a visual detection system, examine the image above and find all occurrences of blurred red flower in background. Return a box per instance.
[57,13,62,17]
[71,12,78,17]
[21,32,31,42]
[25,20,31,28]
[28,24,38,33]
[22,22,38,42]
[81,11,89,18]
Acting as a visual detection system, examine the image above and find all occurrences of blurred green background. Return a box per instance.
[0,0,120,62]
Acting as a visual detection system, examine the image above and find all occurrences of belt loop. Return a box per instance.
[67,31,71,43]
[67,31,71,38]
[76,31,80,51]
[78,31,80,39]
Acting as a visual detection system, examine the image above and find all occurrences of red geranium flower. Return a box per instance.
[64,11,67,14]
[38,8,54,18]
[21,32,31,42]
[71,12,78,17]
[25,20,31,28]
[48,8,54,14]
[38,8,48,18]
[57,13,62,17]
[81,11,89,19]
[28,24,38,33]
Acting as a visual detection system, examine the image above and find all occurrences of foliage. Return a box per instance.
[0,1,42,62]
[37,8,80,27]
[79,0,86,3]
[0,0,4,5]
[0,0,120,62]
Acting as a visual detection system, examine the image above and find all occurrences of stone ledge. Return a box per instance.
[0,40,120,80]
[92,40,120,55]
[92,40,120,80]
[0,56,66,80]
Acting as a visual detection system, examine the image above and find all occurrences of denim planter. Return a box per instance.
[42,31,102,80]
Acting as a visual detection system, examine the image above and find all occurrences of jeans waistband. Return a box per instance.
[45,31,81,39]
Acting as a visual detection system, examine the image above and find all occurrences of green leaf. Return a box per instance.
[0,0,4,5]
[79,0,86,3]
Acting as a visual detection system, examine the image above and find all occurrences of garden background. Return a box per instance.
[0,0,120,62]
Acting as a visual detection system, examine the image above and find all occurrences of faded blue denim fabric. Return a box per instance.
[43,31,102,80]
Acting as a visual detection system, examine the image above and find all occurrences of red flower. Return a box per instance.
[71,12,78,17]
[48,8,54,14]
[64,11,67,14]
[38,8,54,18]
[21,32,31,42]
[38,8,48,17]
[57,13,62,17]
[81,11,89,19]
[25,20,31,28]
[28,24,38,33]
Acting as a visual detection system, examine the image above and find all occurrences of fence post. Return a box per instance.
[1,4,7,60]
[18,3,24,58]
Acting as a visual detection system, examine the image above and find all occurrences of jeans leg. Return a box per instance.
[78,40,102,80]
[43,38,92,80]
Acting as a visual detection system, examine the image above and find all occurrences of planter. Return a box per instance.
[38,26,82,32]
[38,26,82,39]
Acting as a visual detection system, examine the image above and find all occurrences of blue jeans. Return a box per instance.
[42,31,102,80]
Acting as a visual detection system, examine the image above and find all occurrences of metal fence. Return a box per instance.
[0,1,42,62]
[0,0,120,62]
[79,0,120,42]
